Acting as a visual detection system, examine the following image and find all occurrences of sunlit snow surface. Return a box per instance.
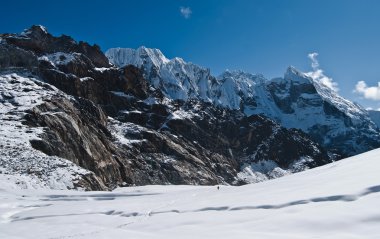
[1,149,379,238]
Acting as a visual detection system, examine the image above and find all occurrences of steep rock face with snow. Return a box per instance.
[107,47,380,157]
[0,26,333,189]
[0,71,106,190]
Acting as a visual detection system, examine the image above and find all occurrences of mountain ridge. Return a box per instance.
[0,25,378,190]
[106,46,380,157]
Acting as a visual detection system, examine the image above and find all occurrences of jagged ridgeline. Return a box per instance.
[0,25,379,190]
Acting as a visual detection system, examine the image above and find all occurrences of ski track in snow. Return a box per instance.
[4,184,380,224]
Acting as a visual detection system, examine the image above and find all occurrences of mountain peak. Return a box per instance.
[286,65,298,73]
[137,46,168,61]
[284,66,312,84]
[21,25,49,37]
[285,65,303,76]
[106,46,170,68]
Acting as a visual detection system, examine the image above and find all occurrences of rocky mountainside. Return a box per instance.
[0,26,336,190]
[369,110,380,128]
[106,47,380,157]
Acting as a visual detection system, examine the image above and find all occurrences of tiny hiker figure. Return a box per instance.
[217,186,220,190]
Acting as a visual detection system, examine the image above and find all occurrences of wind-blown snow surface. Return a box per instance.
[1,149,379,238]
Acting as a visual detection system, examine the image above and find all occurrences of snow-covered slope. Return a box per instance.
[0,71,96,190]
[106,47,380,155]
[1,148,379,238]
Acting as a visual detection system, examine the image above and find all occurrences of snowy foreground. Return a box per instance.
[1,149,380,238]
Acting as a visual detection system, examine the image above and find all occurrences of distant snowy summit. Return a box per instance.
[106,47,213,100]
[106,47,380,156]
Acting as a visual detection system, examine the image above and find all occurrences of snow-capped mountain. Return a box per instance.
[0,26,336,190]
[1,25,379,190]
[106,47,380,156]
[263,67,379,155]
[106,47,214,101]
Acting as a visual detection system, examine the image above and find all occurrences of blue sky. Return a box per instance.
[2,0,380,109]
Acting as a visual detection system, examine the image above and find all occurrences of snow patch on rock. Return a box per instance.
[38,52,75,66]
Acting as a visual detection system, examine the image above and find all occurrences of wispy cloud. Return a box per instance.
[180,7,192,19]
[365,107,380,111]
[308,52,319,70]
[354,81,380,101]
[305,52,339,91]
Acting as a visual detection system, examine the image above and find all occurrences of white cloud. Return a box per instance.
[306,52,339,92]
[354,81,380,101]
[365,107,380,111]
[180,7,192,19]
[308,52,319,70]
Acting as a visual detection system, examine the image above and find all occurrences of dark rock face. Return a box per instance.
[369,110,380,128]
[0,26,333,190]
[162,102,330,170]
[105,98,330,186]
[267,79,320,114]
[2,25,109,67]
[0,43,39,70]
[24,97,124,189]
